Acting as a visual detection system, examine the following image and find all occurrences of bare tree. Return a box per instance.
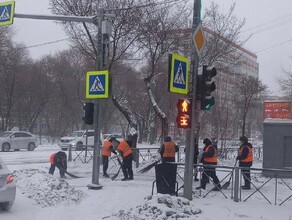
[201,2,247,68]
[235,75,266,136]
[137,1,190,139]
[0,27,30,130]
[50,0,146,145]
[198,2,249,141]
[279,67,292,98]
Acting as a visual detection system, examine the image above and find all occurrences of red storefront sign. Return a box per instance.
[264,101,291,119]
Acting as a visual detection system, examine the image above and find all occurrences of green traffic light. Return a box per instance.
[202,97,215,110]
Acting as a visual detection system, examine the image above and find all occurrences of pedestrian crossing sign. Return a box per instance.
[169,53,189,94]
[86,70,109,99]
[0,1,15,27]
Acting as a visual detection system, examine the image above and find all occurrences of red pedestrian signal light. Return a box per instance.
[176,99,191,128]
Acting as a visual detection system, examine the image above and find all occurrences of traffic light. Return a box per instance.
[176,99,192,128]
[82,103,94,125]
[196,65,217,110]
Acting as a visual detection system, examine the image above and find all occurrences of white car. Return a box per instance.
[0,157,16,210]
[0,131,38,152]
[59,130,103,151]
[103,134,124,142]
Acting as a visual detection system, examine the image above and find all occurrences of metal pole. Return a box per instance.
[88,10,104,190]
[85,126,88,163]
[183,0,201,200]
[234,167,240,202]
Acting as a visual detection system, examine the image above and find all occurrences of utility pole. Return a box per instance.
[88,9,105,190]
[183,0,201,200]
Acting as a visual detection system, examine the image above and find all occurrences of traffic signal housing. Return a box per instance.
[176,99,192,129]
[196,65,217,110]
[82,103,94,125]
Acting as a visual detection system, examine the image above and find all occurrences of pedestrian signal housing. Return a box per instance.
[82,103,94,125]
[176,99,192,128]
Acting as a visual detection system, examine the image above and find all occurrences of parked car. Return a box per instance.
[103,134,124,142]
[59,130,103,151]
[0,157,16,210]
[0,131,38,152]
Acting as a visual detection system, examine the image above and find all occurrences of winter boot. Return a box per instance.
[241,185,251,190]
[121,177,129,181]
[103,173,110,178]
[194,178,199,182]
[195,186,205,190]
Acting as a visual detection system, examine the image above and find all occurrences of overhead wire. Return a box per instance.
[14,0,184,51]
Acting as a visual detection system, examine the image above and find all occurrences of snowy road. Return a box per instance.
[1,144,292,220]
[0,146,58,165]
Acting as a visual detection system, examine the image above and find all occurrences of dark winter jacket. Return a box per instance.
[54,151,67,171]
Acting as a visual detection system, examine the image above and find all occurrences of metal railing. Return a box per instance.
[218,147,262,160]
[174,163,292,206]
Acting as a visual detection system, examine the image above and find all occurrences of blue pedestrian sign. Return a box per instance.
[86,70,109,99]
[0,1,15,27]
[169,53,190,94]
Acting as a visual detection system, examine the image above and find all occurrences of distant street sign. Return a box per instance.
[0,1,15,26]
[193,23,205,55]
[169,53,190,95]
[86,70,109,99]
[264,101,291,119]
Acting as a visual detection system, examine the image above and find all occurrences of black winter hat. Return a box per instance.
[203,138,212,145]
[239,136,248,144]
[108,136,117,142]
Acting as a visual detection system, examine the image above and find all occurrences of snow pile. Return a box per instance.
[14,169,85,208]
[112,194,201,220]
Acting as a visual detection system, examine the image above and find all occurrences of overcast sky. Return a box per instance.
[10,0,292,95]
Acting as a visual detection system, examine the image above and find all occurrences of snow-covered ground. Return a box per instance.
[1,144,292,220]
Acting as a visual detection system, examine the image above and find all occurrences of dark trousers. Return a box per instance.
[122,154,133,179]
[102,155,109,175]
[240,163,251,187]
[201,167,221,189]
[162,157,175,163]
[49,163,65,177]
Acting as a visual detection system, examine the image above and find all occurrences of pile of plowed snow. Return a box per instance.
[112,194,201,219]
[14,169,85,207]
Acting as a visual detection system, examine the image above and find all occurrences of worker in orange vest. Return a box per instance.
[49,151,67,178]
[109,137,133,181]
[102,139,117,178]
[159,136,179,163]
[237,136,253,190]
[196,138,221,191]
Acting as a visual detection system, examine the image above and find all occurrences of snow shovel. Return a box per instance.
[111,157,123,181]
[139,159,161,174]
[58,167,82,178]
[222,160,238,190]
[65,171,82,178]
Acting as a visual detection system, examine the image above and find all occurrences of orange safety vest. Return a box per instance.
[203,145,218,163]
[162,142,176,158]
[117,141,132,158]
[49,153,56,164]
[102,140,112,157]
[240,146,253,163]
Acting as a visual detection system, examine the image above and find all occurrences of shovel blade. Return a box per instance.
[222,181,230,190]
